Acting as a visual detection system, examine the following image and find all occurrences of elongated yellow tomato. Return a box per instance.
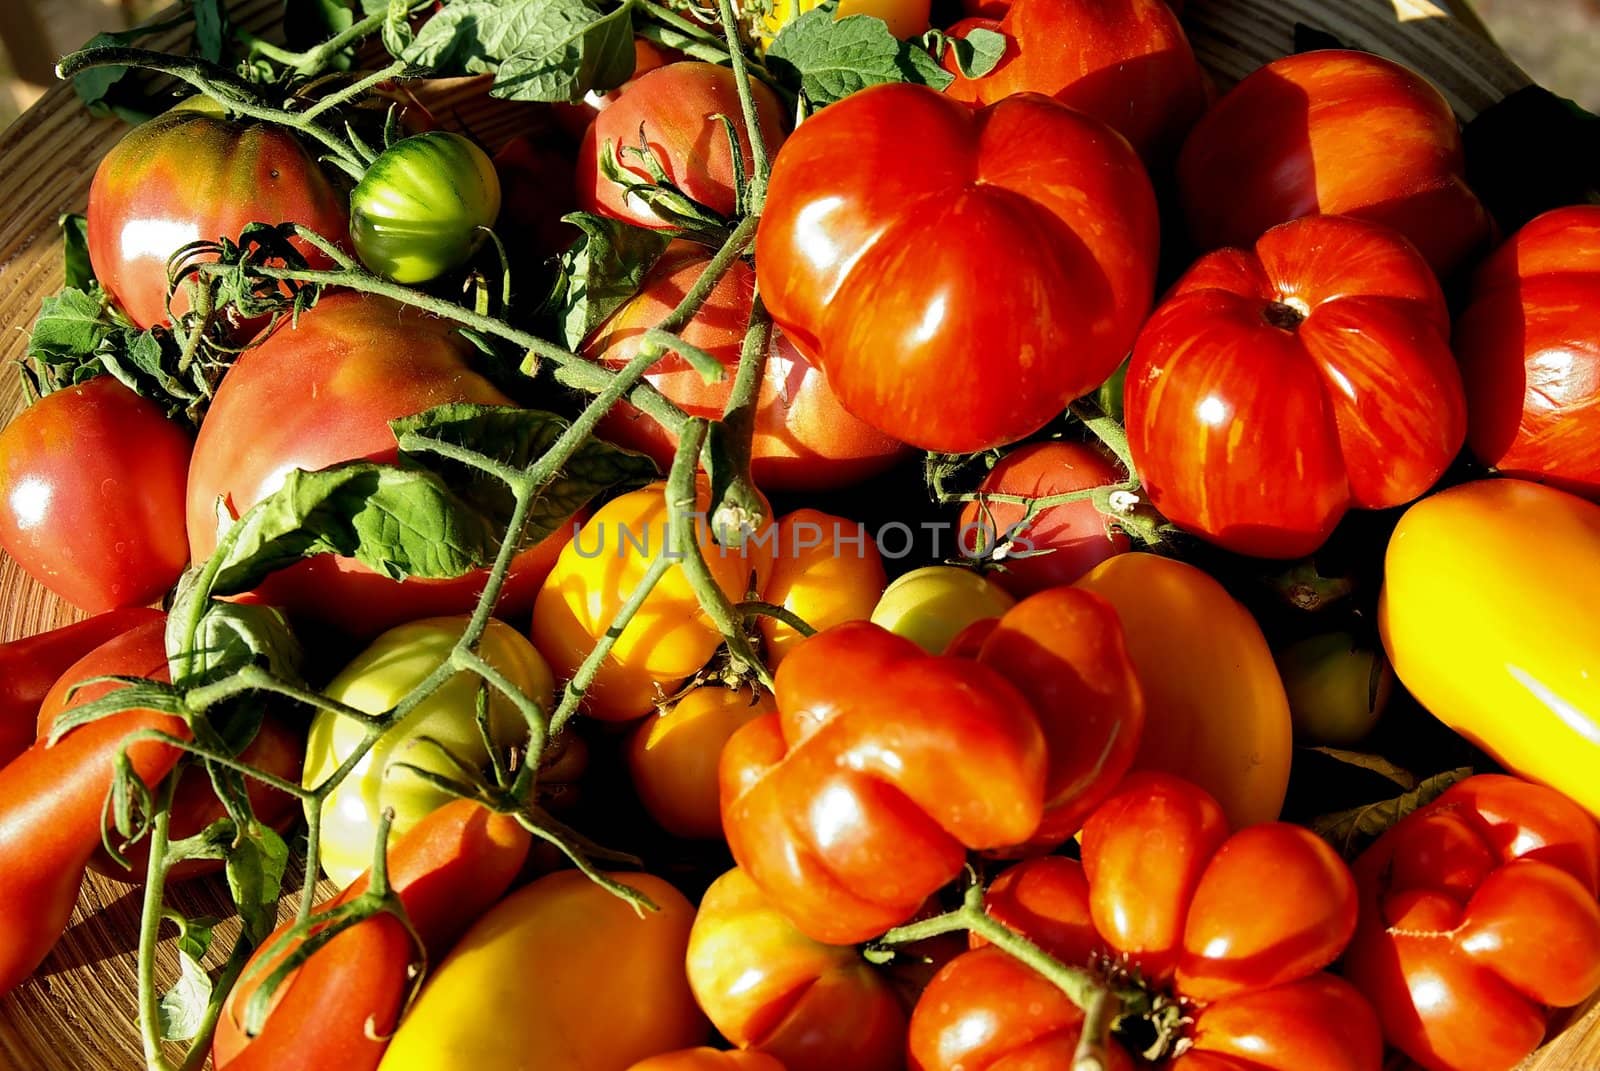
[760,509,887,667]
[379,870,707,1071]
[1075,553,1292,828]
[532,479,776,721]
[1380,479,1600,818]
[760,0,930,42]
[303,617,555,887]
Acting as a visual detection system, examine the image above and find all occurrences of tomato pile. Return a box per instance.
[0,1,1597,1069]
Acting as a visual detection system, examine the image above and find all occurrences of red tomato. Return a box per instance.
[0,377,191,612]
[1125,214,1465,558]
[956,441,1129,596]
[1344,774,1600,1071]
[1177,50,1490,274]
[910,774,1379,1071]
[627,1051,785,1071]
[186,293,569,637]
[1456,206,1600,499]
[756,84,1158,453]
[943,0,1207,160]
[586,242,905,490]
[687,867,906,1071]
[87,100,348,328]
[720,621,1048,943]
[577,63,788,229]
[551,38,678,141]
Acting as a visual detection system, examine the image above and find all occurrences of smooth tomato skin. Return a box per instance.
[687,868,906,1071]
[213,800,531,1071]
[869,565,1016,655]
[721,621,1047,943]
[1345,775,1600,1071]
[350,132,501,284]
[1276,632,1393,746]
[756,83,1158,453]
[587,243,905,491]
[974,588,1144,851]
[1074,553,1292,829]
[0,619,182,996]
[761,0,930,40]
[958,441,1129,597]
[628,685,776,839]
[0,377,192,613]
[378,870,707,1071]
[578,63,788,229]
[627,1051,786,1071]
[1456,206,1600,497]
[1126,214,1464,559]
[1174,974,1383,1071]
[186,292,566,637]
[87,102,348,328]
[1177,50,1490,274]
[759,509,887,667]
[943,0,1207,160]
[1379,480,1600,819]
[531,479,776,722]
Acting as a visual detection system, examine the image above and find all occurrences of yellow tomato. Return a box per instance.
[628,685,776,839]
[379,870,707,1071]
[303,616,555,887]
[760,508,887,667]
[760,0,931,41]
[531,479,776,722]
[626,1049,787,1071]
[1380,479,1600,819]
[1075,553,1292,828]
[868,565,1016,654]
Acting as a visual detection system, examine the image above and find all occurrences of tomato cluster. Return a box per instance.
[2,4,1599,1071]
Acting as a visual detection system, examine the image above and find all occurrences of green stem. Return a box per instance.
[635,22,734,64]
[298,59,409,125]
[655,213,759,337]
[734,600,816,637]
[240,3,422,79]
[636,0,731,49]
[136,775,180,1071]
[1070,401,1137,479]
[174,939,252,1071]
[1073,988,1121,1071]
[712,0,772,212]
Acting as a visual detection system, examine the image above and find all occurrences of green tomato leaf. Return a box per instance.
[946,27,1005,79]
[28,288,117,366]
[226,824,291,944]
[1312,766,1475,859]
[60,214,94,291]
[490,0,637,102]
[192,0,230,63]
[157,911,217,1042]
[166,569,304,688]
[391,402,659,546]
[547,211,673,349]
[767,8,952,110]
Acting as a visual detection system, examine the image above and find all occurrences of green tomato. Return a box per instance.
[1275,631,1393,746]
[302,616,554,888]
[350,131,501,284]
[869,565,1016,654]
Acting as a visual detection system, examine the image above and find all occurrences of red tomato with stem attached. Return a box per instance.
[1456,205,1600,499]
[943,0,1207,161]
[1177,50,1491,275]
[186,293,570,637]
[910,773,1379,1071]
[1344,774,1600,1071]
[87,100,348,329]
[756,84,1158,453]
[0,377,192,613]
[578,63,788,229]
[587,242,905,490]
[1125,214,1465,558]
[957,441,1129,595]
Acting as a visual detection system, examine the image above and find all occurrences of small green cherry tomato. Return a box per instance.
[868,565,1016,654]
[1276,631,1393,746]
[350,131,501,283]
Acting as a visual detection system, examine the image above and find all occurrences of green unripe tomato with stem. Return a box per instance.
[350,131,501,283]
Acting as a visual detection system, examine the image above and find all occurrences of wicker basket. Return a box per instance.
[0,1,1590,1067]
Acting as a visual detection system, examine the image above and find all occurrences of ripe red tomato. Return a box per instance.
[87,100,348,329]
[586,242,905,490]
[627,1051,785,1071]
[909,774,1379,1071]
[0,376,191,612]
[756,84,1158,453]
[1125,214,1465,558]
[687,867,906,1071]
[186,293,569,636]
[1177,50,1490,274]
[720,621,1048,943]
[577,63,788,229]
[1344,774,1600,1071]
[956,441,1129,596]
[550,38,679,141]
[1456,206,1600,499]
[943,0,1207,160]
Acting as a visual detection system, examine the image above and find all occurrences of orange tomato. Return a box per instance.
[628,685,777,839]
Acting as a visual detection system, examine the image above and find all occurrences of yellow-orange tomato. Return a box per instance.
[627,1049,787,1071]
[378,870,706,1071]
[760,509,887,667]
[1075,553,1292,828]
[531,479,776,721]
[760,0,930,41]
[1380,479,1600,819]
[687,868,906,1071]
[628,685,777,839]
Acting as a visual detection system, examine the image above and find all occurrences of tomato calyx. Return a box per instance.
[599,131,740,244]
[1262,298,1308,332]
